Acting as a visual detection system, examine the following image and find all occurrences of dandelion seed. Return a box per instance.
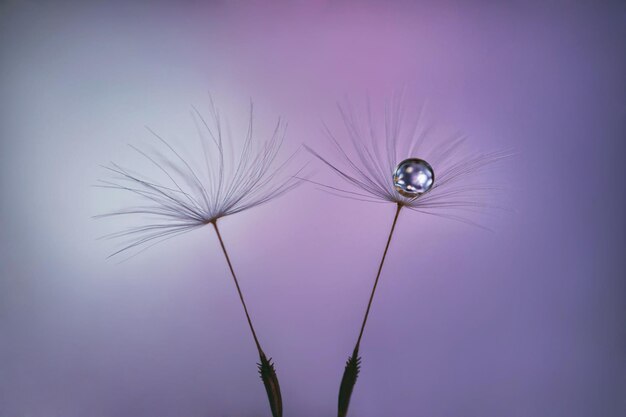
[96,98,302,417]
[307,92,510,417]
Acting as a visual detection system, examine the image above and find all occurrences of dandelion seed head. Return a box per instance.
[96,98,303,258]
[308,91,510,228]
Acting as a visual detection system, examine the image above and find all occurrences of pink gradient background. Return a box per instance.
[1,1,625,416]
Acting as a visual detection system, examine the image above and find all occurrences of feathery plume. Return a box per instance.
[308,92,509,417]
[96,97,303,417]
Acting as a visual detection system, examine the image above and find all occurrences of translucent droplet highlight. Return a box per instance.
[393,158,434,197]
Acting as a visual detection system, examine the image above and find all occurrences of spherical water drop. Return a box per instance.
[393,158,434,197]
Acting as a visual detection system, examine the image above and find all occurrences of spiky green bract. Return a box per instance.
[259,351,283,417]
[338,345,361,417]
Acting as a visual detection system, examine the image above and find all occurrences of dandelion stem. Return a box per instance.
[212,221,263,353]
[212,221,283,417]
[355,202,402,349]
[338,203,402,417]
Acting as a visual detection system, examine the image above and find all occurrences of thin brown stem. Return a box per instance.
[337,204,403,417]
[212,221,263,354]
[212,221,283,417]
[355,203,402,349]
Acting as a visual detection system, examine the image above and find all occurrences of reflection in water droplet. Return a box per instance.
[393,158,434,197]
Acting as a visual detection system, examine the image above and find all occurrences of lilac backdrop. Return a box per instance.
[1,1,625,416]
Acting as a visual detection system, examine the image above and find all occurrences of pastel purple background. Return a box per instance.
[1,1,625,416]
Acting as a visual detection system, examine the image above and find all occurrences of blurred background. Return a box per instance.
[1,1,625,416]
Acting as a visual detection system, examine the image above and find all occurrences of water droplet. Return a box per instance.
[393,158,434,197]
